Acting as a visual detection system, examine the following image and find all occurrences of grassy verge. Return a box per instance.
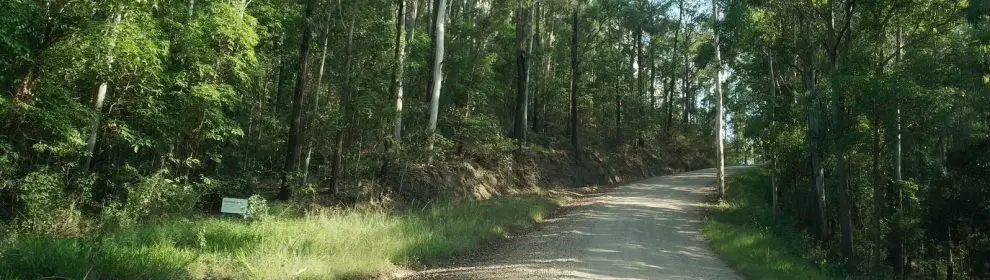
[0,194,559,279]
[703,168,841,280]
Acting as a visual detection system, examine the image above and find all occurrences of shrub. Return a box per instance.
[246,194,268,221]
[102,170,201,230]
[10,169,89,236]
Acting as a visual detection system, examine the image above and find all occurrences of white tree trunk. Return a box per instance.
[393,0,408,142]
[712,0,725,200]
[85,11,123,170]
[302,7,335,186]
[427,0,447,156]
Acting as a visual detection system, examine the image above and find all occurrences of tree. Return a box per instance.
[426,0,447,158]
[85,10,124,171]
[513,3,533,142]
[280,0,316,200]
[392,0,408,145]
[569,2,581,159]
[711,0,724,200]
[330,4,358,195]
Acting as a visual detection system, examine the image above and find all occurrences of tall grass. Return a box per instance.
[0,195,557,279]
[703,168,842,280]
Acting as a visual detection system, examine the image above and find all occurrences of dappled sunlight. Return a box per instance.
[400,168,751,279]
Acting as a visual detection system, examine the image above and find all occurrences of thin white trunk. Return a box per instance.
[767,49,778,220]
[427,0,447,155]
[85,11,123,170]
[712,0,725,200]
[302,7,334,186]
[393,0,408,142]
[188,0,195,18]
[895,24,903,182]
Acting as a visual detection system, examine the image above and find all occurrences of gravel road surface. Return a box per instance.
[399,167,748,280]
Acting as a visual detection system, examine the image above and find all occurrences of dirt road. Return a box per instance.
[400,167,748,280]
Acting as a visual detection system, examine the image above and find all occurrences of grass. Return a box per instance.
[0,194,559,279]
[703,168,842,280]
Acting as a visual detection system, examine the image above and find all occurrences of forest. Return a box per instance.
[1,0,989,279]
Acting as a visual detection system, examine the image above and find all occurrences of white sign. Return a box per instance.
[220,197,249,215]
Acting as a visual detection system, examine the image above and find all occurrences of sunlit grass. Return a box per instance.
[703,169,841,280]
[0,195,558,279]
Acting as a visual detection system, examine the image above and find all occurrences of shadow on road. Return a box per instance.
[400,167,750,280]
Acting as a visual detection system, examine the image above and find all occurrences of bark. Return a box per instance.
[800,10,828,240]
[767,49,778,220]
[827,3,856,273]
[85,11,124,171]
[617,42,626,145]
[712,0,724,200]
[512,5,533,142]
[302,5,335,187]
[681,10,692,128]
[271,32,288,112]
[636,0,645,133]
[279,0,317,200]
[13,67,38,104]
[426,0,447,158]
[649,37,657,113]
[188,0,195,19]
[895,18,907,280]
[807,67,827,240]
[666,0,684,133]
[569,6,580,158]
[392,0,408,143]
[872,72,884,276]
[834,80,855,273]
[533,5,552,134]
[330,15,357,194]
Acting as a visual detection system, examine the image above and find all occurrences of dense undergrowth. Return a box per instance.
[703,168,842,280]
[0,137,705,279]
[0,195,558,279]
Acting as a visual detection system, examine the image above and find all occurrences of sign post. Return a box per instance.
[220,197,249,218]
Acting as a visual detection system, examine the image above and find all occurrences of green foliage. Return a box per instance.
[704,168,842,279]
[0,0,718,276]
[721,0,990,276]
[246,194,269,221]
[11,170,88,235]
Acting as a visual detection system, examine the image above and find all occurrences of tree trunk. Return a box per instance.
[271,31,288,112]
[512,5,532,142]
[85,11,124,171]
[834,75,855,273]
[649,36,657,114]
[808,68,827,240]
[569,6,580,159]
[13,66,38,104]
[617,53,624,145]
[302,5,335,187]
[712,0,725,200]
[681,12,692,128]
[635,0,644,142]
[533,5,552,134]
[872,74,884,275]
[826,5,856,272]
[767,49,778,220]
[666,0,684,133]
[187,0,195,19]
[532,5,542,135]
[392,0,408,143]
[894,20,907,280]
[329,15,357,195]
[426,0,447,159]
[279,0,317,200]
